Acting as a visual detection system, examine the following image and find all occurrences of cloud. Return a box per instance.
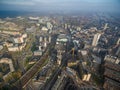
[1,0,118,6]
[0,0,35,6]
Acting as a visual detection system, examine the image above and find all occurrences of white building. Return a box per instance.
[13,37,24,44]
[104,55,120,64]
[41,27,48,31]
[56,34,68,44]
[29,17,39,20]
[116,38,120,45]
[8,43,26,52]
[82,74,91,81]
[13,34,27,44]
[47,22,53,30]
[0,45,3,51]
[44,42,47,47]
[22,33,27,38]
[92,33,101,46]
[26,26,36,32]
[48,36,51,43]
[39,36,43,42]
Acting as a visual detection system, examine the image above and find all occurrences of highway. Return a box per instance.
[41,52,73,90]
[42,65,62,90]
[12,49,49,90]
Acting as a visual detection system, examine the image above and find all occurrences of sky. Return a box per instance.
[0,0,120,13]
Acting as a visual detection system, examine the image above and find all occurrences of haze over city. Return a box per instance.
[0,0,120,90]
[0,0,120,13]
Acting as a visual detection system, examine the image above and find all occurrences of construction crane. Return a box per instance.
[67,48,75,57]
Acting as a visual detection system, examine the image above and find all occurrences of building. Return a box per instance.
[0,58,15,72]
[116,46,120,56]
[0,30,20,35]
[56,34,68,44]
[26,26,36,33]
[116,38,120,45]
[104,78,120,90]
[8,43,26,52]
[29,17,39,21]
[104,55,120,90]
[39,36,51,49]
[92,33,101,46]
[47,22,53,30]
[6,34,27,52]
[104,55,120,64]
[41,27,48,31]
[39,36,43,42]
[0,45,3,51]
[34,50,42,56]
[82,74,91,81]
[103,23,109,30]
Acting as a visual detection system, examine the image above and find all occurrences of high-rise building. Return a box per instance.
[39,36,43,42]
[116,46,120,56]
[92,33,101,46]
[49,36,51,43]
[116,38,120,45]
[104,55,120,90]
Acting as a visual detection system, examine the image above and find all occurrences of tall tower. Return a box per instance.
[44,37,47,42]
[49,36,51,43]
[92,33,101,46]
[39,36,43,42]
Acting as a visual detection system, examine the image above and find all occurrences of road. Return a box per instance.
[41,53,70,90]
[11,34,57,90]
[41,65,62,90]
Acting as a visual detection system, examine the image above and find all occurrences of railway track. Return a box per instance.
[12,50,49,90]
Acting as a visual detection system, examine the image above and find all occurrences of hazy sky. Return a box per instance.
[0,0,120,13]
